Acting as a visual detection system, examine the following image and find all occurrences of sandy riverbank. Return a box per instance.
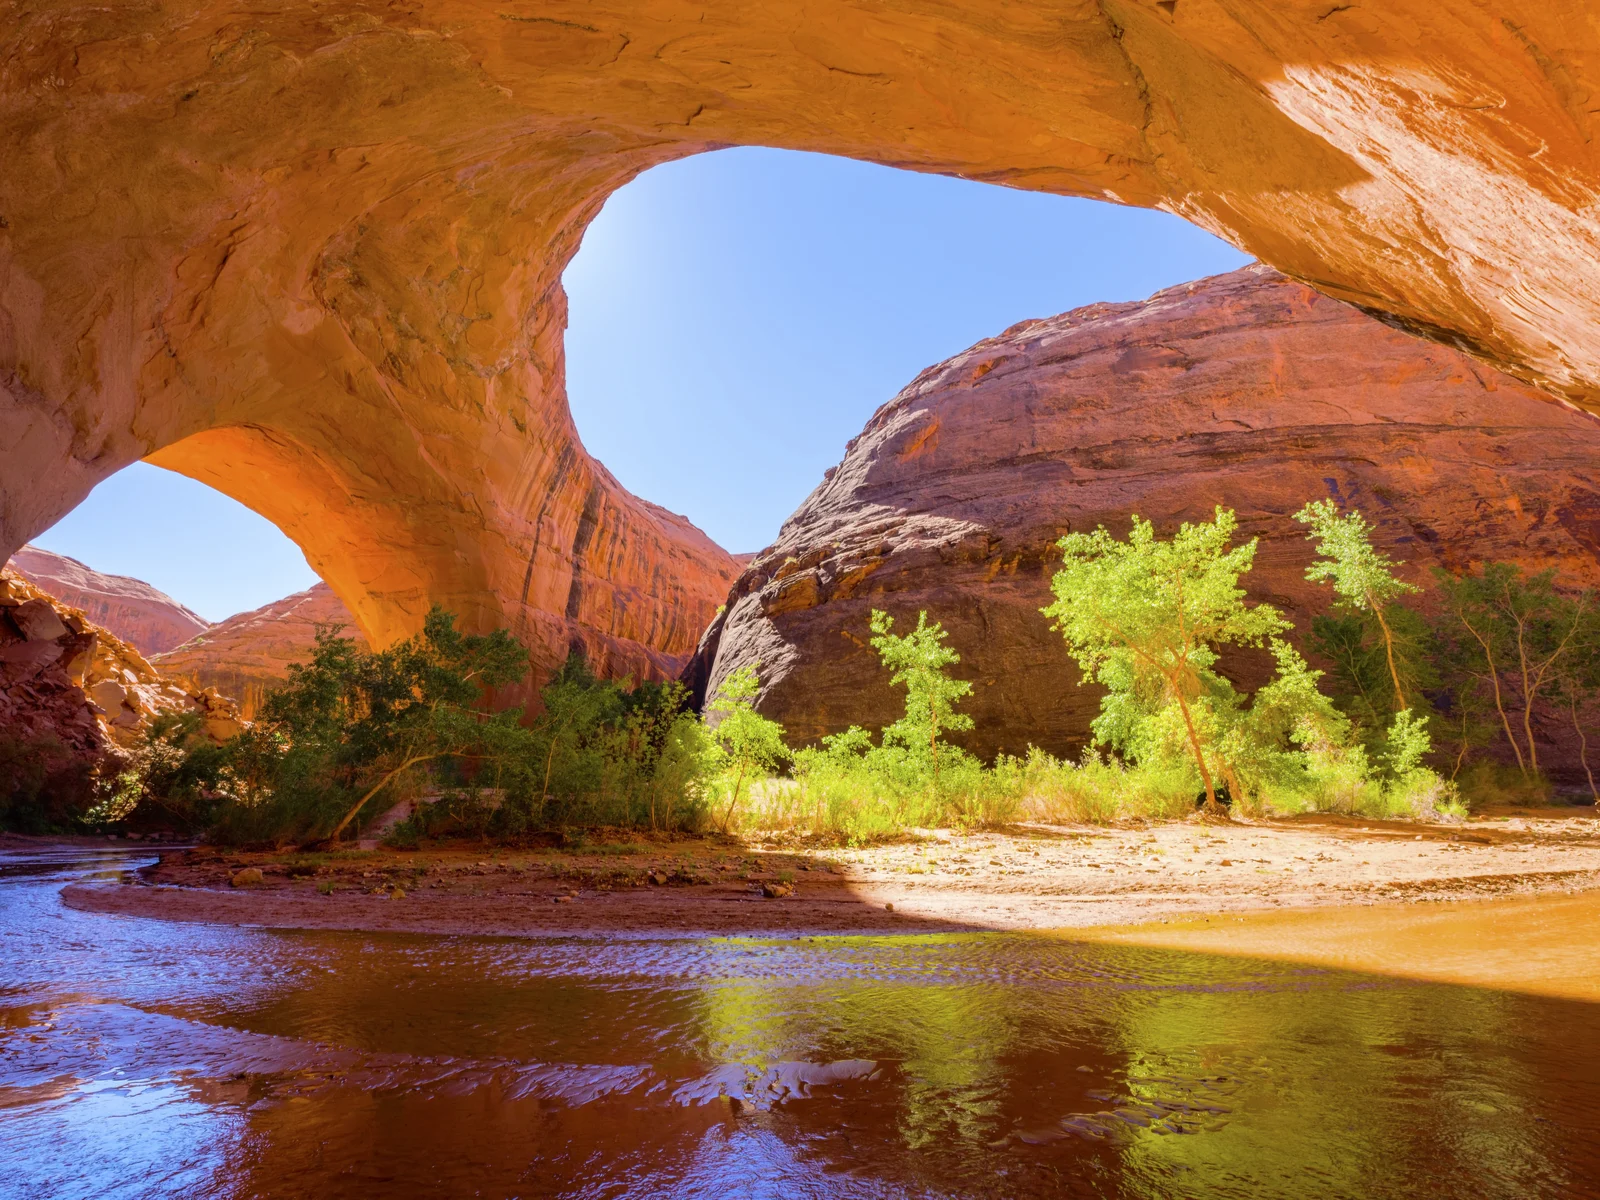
[59,807,1600,943]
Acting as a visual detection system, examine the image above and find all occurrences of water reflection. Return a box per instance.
[1,846,1595,1198]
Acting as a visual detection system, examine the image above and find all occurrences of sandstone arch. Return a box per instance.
[4,1,1598,680]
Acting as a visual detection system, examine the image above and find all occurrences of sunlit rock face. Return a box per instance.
[155,583,366,720]
[0,569,242,767]
[8,546,209,656]
[3,1,1599,683]
[688,266,1600,767]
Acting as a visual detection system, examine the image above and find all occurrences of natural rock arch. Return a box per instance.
[4,1,1598,680]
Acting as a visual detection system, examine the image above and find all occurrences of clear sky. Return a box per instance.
[28,147,1249,621]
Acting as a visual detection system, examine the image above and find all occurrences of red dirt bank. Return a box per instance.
[62,810,1600,939]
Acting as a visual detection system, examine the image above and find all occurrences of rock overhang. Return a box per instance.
[3,1,1598,686]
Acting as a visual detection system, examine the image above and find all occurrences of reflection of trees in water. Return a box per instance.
[687,936,1582,1198]
[1106,965,1554,1199]
[133,931,1593,1198]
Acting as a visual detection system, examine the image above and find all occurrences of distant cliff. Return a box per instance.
[155,584,367,719]
[9,546,209,656]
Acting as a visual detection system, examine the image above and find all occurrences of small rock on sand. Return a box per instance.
[761,882,792,899]
[230,867,263,887]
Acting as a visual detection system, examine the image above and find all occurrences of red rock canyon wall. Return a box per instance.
[3,1,1600,684]
[154,582,367,720]
[8,546,209,656]
[687,267,1600,774]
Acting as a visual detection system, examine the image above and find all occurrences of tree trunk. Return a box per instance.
[1450,709,1472,781]
[720,764,747,835]
[328,753,438,843]
[1461,617,1526,773]
[541,730,566,810]
[1172,681,1217,811]
[1222,763,1246,814]
[1371,600,1407,711]
[1514,620,1541,775]
[1571,693,1599,804]
[1168,575,1216,811]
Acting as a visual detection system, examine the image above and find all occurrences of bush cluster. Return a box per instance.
[30,496,1598,844]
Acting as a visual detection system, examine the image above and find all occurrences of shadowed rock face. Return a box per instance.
[687,266,1600,766]
[4,2,1600,685]
[154,583,366,721]
[8,546,209,656]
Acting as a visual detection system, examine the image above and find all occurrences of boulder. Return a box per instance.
[689,266,1600,774]
[0,570,246,780]
[10,600,67,643]
[88,680,128,712]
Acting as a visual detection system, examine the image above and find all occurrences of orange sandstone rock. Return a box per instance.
[689,267,1600,775]
[3,1,1599,682]
[0,569,243,767]
[155,583,366,720]
[8,546,209,657]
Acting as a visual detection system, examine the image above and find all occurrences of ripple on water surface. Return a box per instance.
[1,847,1595,1199]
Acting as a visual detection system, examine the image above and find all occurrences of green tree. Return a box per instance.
[230,609,531,844]
[705,663,788,832]
[1433,564,1591,777]
[319,609,534,840]
[1043,506,1289,809]
[1550,603,1600,802]
[868,609,975,786]
[1294,499,1423,710]
[532,650,626,807]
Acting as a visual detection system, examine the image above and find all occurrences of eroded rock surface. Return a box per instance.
[155,583,367,720]
[8,546,209,656]
[4,1,1600,687]
[0,569,242,771]
[689,266,1600,767]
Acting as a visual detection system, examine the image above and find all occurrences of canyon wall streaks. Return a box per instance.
[4,1,1600,683]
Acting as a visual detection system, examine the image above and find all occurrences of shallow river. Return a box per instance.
[3,846,1597,1199]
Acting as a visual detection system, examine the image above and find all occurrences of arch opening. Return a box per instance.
[10,148,1251,704]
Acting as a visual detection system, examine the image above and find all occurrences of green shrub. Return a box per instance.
[1453,762,1554,809]
[0,733,98,833]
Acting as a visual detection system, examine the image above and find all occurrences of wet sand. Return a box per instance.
[1074,889,1600,1002]
[62,808,1600,962]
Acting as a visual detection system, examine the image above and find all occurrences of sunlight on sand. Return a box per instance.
[1065,890,1600,1002]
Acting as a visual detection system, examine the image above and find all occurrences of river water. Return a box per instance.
[2,845,1597,1199]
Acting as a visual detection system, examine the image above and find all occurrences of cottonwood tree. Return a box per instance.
[1551,609,1600,802]
[1043,507,1288,810]
[261,609,533,843]
[868,609,975,787]
[1433,564,1591,778]
[1294,499,1425,712]
[705,664,788,832]
[1294,498,1442,778]
[533,650,626,805]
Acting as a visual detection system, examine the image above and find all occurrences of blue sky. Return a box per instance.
[29,148,1249,622]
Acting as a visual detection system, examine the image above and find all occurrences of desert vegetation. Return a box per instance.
[14,500,1599,845]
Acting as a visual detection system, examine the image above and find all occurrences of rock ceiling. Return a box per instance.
[3,0,1596,674]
